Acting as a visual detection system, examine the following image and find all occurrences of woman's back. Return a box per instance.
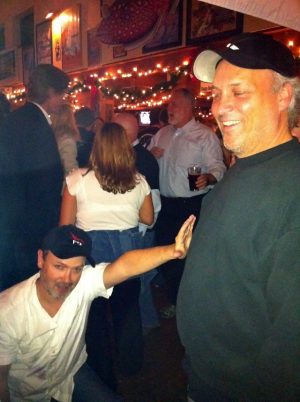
[66,168,150,230]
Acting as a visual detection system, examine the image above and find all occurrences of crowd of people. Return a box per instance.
[0,31,300,402]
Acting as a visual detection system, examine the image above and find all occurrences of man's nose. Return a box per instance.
[62,269,73,282]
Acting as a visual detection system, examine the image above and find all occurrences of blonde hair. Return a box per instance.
[51,103,80,141]
[89,122,138,194]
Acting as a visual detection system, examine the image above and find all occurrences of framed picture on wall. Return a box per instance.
[36,20,52,64]
[22,46,35,85]
[112,44,127,59]
[186,0,243,44]
[0,25,5,51]
[61,4,82,71]
[87,27,101,66]
[143,0,183,53]
[0,50,15,80]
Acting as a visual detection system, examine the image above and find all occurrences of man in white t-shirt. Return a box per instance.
[0,218,195,402]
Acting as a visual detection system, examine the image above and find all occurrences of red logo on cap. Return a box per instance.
[71,232,84,247]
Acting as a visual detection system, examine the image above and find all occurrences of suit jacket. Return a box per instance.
[0,102,63,245]
[76,127,95,167]
[134,143,159,190]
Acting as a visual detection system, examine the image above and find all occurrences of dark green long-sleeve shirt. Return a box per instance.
[177,139,300,402]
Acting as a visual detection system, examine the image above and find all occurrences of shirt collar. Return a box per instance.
[30,102,52,125]
[173,118,196,134]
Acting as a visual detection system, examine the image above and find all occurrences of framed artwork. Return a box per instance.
[36,20,52,64]
[0,50,15,80]
[143,0,183,53]
[87,27,101,66]
[22,46,35,85]
[187,0,243,44]
[0,25,5,51]
[113,45,127,59]
[61,4,82,71]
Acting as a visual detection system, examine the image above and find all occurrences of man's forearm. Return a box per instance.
[104,244,175,288]
[103,214,195,289]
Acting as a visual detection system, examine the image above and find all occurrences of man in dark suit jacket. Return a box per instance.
[114,113,159,190]
[74,107,97,167]
[0,64,69,290]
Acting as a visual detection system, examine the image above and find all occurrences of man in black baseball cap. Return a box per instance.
[177,32,300,402]
[0,217,195,402]
[41,224,96,267]
[193,32,297,83]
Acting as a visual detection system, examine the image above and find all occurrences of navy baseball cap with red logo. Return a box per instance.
[41,225,96,267]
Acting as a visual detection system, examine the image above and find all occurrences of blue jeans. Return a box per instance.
[72,363,123,402]
[89,227,143,261]
[86,228,144,378]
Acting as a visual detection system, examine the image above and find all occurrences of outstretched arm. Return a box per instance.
[103,215,196,289]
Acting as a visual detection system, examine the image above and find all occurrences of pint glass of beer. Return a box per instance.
[188,165,202,191]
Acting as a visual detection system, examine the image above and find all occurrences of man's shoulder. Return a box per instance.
[4,103,46,131]
[134,144,159,188]
[135,143,157,163]
[11,102,41,118]
[79,127,95,143]
[156,124,173,136]
[0,276,36,319]
[187,120,215,137]
[150,125,173,147]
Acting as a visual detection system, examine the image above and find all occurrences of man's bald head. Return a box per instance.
[113,112,139,143]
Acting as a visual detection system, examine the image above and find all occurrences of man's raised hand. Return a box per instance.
[174,215,196,259]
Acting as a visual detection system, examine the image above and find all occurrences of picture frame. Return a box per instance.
[0,25,5,51]
[22,46,35,85]
[186,0,243,45]
[36,19,52,64]
[87,27,101,66]
[0,50,15,80]
[142,0,183,53]
[112,45,127,59]
[61,4,82,71]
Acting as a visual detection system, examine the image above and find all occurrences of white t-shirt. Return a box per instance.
[66,168,151,231]
[0,263,112,402]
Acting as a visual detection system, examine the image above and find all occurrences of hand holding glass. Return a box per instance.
[188,165,202,191]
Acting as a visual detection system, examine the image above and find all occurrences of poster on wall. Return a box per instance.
[97,0,183,63]
[0,50,15,80]
[22,46,35,85]
[187,0,243,44]
[87,27,101,66]
[36,20,52,64]
[143,0,183,53]
[61,4,82,71]
[0,25,5,51]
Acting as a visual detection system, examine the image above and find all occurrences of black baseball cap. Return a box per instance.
[41,225,96,267]
[193,32,297,83]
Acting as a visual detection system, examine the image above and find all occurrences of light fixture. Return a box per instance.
[45,12,53,19]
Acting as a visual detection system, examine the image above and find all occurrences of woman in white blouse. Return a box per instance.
[60,121,154,387]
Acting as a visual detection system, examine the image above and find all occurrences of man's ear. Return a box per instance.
[37,250,44,270]
[278,82,293,112]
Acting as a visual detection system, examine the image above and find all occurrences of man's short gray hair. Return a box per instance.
[272,71,300,130]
